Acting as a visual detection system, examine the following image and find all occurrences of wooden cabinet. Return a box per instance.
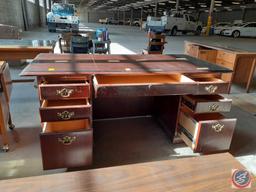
[37,76,93,170]
[185,41,256,92]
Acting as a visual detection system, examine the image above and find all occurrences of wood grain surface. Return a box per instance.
[1,153,254,192]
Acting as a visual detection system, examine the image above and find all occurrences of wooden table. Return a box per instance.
[0,40,55,60]
[185,41,256,93]
[0,153,254,192]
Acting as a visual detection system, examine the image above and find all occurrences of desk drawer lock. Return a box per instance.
[58,136,76,145]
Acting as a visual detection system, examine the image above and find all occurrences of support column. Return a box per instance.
[43,0,48,24]
[117,9,120,24]
[176,0,179,11]
[154,2,158,17]
[49,0,52,10]
[130,8,133,26]
[241,8,247,21]
[123,11,125,25]
[206,0,215,36]
[140,7,143,30]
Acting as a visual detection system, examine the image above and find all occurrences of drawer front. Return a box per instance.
[40,129,93,170]
[197,119,236,153]
[95,84,197,97]
[216,58,234,69]
[39,83,90,100]
[185,45,199,57]
[40,104,92,122]
[216,51,236,63]
[182,95,232,114]
[179,112,236,153]
[197,82,229,94]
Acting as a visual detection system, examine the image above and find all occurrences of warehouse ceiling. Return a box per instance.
[54,0,256,12]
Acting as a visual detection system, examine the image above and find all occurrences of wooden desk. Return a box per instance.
[0,40,55,60]
[21,54,237,170]
[185,41,256,93]
[0,153,254,192]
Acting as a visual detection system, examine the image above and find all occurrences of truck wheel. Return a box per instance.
[232,30,240,38]
[171,27,178,36]
[196,27,202,35]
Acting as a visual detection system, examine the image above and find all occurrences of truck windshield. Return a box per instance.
[52,4,74,16]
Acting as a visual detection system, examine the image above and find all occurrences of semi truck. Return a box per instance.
[47,3,79,32]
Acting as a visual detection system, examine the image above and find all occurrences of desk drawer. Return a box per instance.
[216,51,236,64]
[93,74,197,97]
[39,80,90,100]
[40,99,91,122]
[40,119,92,170]
[178,111,236,153]
[41,130,93,170]
[188,75,229,94]
[182,95,232,114]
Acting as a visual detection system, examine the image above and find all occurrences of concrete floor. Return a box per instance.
[0,23,256,180]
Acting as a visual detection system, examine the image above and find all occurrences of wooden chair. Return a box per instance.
[143,32,167,54]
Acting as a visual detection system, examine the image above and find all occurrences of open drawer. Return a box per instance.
[93,74,197,97]
[42,119,91,133]
[40,119,92,170]
[178,111,236,153]
[39,78,90,100]
[182,95,232,114]
[187,74,230,94]
[40,99,91,122]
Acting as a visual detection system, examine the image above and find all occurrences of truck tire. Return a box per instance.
[196,26,202,35]
[171,27,178,36]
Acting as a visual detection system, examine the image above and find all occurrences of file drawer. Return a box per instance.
[40,119,92,170]
[178,111,236,153]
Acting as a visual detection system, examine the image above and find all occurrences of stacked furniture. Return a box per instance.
[21,54,237,169]
[70,35,89,53]
[143,31,166,54]
[185,41,256,93]
[0,24,20,39]
[0,61,14,152]
[37,74,93,169]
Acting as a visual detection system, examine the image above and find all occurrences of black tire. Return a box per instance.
[232,30,240,38]
[135,23,140,27]
[171,27,178,36]
[196,26,202,35]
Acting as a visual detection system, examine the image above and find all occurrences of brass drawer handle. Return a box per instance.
[209,104,219,112]
[205,85,218,94]
[56,88,74,98]
[57,111,75,120]
[58,136,76,145]
[212,123,224,133]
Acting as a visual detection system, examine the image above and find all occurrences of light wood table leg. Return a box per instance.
[246,58,256,93]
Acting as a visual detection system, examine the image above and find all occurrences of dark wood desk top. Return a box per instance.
[0,153,254,192]
[20,53,231,76]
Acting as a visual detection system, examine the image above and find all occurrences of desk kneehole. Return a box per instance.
[178,111,236,153]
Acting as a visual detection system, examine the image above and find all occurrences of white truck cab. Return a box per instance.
[163,12,202,35]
